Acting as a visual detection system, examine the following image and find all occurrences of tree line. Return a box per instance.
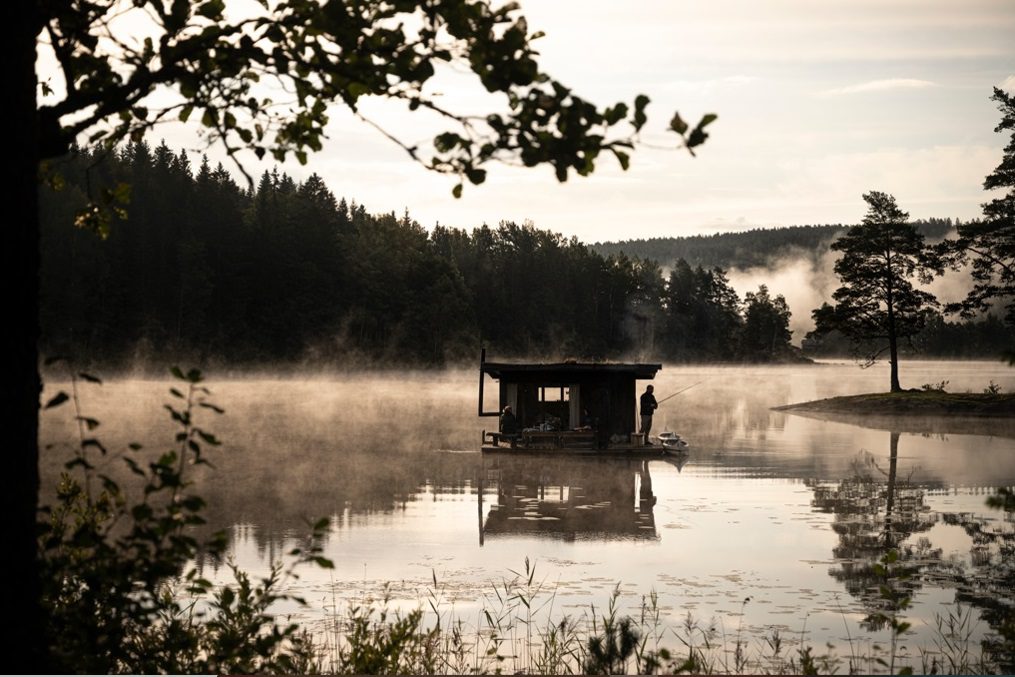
[39,141,801,366]
[43,140,1012,370]
[592,220,956,271]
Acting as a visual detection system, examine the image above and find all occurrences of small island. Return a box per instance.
[775,391,1015,438]
[775,391,1015,417]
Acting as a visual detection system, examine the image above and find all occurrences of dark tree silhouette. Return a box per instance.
[953,88,1015,332]
[740,285,792,361]
[14,2,718,669]
[809,192,940,392]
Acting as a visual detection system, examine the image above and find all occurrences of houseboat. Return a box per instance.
[478,350,687,455]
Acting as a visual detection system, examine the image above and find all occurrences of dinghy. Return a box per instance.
[653,431,689,453]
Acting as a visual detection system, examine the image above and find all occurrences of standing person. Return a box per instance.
[639,385,658,444]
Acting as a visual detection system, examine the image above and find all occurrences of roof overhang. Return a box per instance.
[481,362,662,381]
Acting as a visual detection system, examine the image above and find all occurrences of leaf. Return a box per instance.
[78,372,103,384]
[76,416,101,431]
[669,112,688,135]
[98,474,120,494]
[111,182,132,204]
[687,129,707,148]
[613,149,630,171]
[465,168,487,185]
[64,457,94,471]
[82,438,108,454]
[123,457,146,476]
[43,355,67,366]
[198,402,225,414]
[180,495,205,511]
[45,392,70,409]
[603,103,628,126]
[632,95,649,131]
[435,132,461,153]
[452,183,463,199]
[196,0,226,19]
[196,430,221,446]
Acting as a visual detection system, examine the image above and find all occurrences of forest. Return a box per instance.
[40,142,1008,368]
[592,220,957,270]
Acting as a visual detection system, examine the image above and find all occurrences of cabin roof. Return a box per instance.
[481,361,661,380]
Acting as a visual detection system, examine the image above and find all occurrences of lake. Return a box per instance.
[39,360,1015,673]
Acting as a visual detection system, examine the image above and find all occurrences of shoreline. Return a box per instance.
[774,391,1015,417]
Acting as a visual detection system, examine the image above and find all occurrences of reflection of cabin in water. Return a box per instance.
[478,350,662,452]
[479,457,658,542]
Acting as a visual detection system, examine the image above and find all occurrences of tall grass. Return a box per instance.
[289,558,1003,675]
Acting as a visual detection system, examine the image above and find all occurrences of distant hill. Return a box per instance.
[592,219,957,270]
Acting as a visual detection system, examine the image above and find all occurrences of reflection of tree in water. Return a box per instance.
[809,432,939,630]
[939,497,1015,671]
[191,448,483,559]
[811,432,1015,668]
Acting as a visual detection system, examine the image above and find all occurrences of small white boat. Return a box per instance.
[654,431,689,453]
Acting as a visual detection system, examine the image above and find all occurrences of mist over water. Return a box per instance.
[723,228,996,342]
[726,248,840,341]
[39,360,1015,659]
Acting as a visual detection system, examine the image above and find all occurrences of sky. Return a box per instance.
[42,0,1015,243]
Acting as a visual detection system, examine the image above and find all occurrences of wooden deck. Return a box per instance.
[481,429,684,457]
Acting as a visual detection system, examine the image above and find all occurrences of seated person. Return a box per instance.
[499,405,519,439]
[576,407,594,431]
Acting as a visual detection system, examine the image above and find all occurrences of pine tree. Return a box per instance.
[956,87,1015,328]
[814,192,940,391]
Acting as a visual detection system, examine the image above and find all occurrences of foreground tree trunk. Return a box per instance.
[3,0,45,670]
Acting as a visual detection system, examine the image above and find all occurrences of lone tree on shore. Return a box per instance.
[809,191,940,392]
[9,1,715,669]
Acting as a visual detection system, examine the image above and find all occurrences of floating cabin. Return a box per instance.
[478,350,665,453]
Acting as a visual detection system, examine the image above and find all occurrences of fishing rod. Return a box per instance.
[656,380,704,405]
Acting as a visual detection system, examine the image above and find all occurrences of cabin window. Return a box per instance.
[514,384,576,430]
[539,386,568,403]
[534,385,570,430]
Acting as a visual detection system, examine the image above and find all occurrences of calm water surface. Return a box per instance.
[40,360,1015,665]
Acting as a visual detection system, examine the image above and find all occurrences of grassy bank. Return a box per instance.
[774,391,1015,417]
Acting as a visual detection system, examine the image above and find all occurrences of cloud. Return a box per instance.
[1001,75,1015,93]
[821,78,938,96]
[772,145,996,217]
